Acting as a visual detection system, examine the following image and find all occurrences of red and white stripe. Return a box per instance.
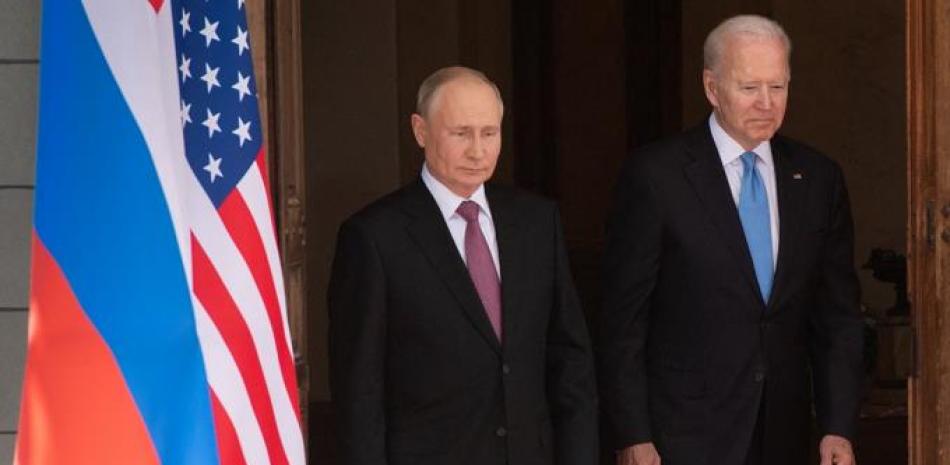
[189,152,305,465]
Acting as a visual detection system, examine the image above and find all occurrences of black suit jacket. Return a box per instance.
[598,124,865,465]
[328,180,598,465]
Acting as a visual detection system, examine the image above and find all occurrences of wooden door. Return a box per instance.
[907,0,950,463]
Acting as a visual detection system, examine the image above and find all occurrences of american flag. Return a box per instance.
[172,1,305,464]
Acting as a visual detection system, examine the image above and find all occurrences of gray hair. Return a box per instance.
[415,66,504,118]
[703,15,792,75]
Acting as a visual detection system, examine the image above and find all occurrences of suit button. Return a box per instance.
[502,363,511,375]
[496,427,508,437]
[754,371,765,382]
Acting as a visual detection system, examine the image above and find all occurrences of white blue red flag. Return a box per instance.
[15,1,305,464]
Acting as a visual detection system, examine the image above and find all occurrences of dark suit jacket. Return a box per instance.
[598,124,865,465]
[328,180,598,465]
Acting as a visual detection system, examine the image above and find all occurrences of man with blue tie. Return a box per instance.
[598,15,864,465]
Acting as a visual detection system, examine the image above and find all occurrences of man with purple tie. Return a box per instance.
[328,66,598,465]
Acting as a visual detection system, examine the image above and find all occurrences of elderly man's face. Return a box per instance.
[411,78,502,198]
[703,36,789,150]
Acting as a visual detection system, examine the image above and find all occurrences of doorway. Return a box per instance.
[248,0,943,463]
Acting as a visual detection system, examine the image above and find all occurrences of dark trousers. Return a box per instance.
[744,393,766,465]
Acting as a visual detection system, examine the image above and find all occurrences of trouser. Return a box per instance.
[744,392,766,465]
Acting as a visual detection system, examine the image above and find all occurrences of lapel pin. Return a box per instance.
[792,173,803,180]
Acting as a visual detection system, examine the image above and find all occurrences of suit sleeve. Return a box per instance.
[328,218,389,465]
[547,206,600,465]
[809,163,865,441]
[597,157,662,449]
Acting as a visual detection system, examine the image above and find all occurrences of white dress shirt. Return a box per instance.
[708,113,780,266]
[421,164,502,279]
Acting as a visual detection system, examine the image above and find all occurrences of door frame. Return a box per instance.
[247,0,310,442]
[907,0,950,463]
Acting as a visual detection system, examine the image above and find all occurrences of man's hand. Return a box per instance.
[617,442,661,465]
[819,434,855,465]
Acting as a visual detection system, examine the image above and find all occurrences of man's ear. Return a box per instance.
[702,69,720,108]
[410,113,427,148]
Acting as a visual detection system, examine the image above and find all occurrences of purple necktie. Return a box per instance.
[456,200,503,341]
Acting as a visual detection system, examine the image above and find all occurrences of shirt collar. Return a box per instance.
[421,163,493,222]
[708,113,774,167]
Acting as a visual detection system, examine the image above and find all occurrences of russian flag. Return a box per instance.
[15,1,305,464]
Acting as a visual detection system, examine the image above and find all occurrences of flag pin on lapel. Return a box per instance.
[793,173,803,180]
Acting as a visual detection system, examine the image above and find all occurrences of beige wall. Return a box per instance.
[680,1,907,314]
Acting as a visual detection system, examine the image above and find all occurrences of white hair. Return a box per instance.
[415,66,504,118]
[703,15,792,74]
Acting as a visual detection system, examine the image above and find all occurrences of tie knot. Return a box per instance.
[741,151,758,171]
[456,200,480,223]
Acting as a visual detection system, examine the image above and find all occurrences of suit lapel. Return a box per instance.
[402,180,503,354]
[767,139,806,311]
[486,185,525,350]
[682,125,764,305]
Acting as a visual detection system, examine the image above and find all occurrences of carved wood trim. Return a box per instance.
[247,0,310,444]
[270,0,309,433]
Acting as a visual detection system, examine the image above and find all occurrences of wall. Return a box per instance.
[301,0,403,408]
[548,0,629,316]
[0,0,39,462]
[776,0,906,315]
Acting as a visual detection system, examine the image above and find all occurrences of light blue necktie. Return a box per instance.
[738,151,774,302]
